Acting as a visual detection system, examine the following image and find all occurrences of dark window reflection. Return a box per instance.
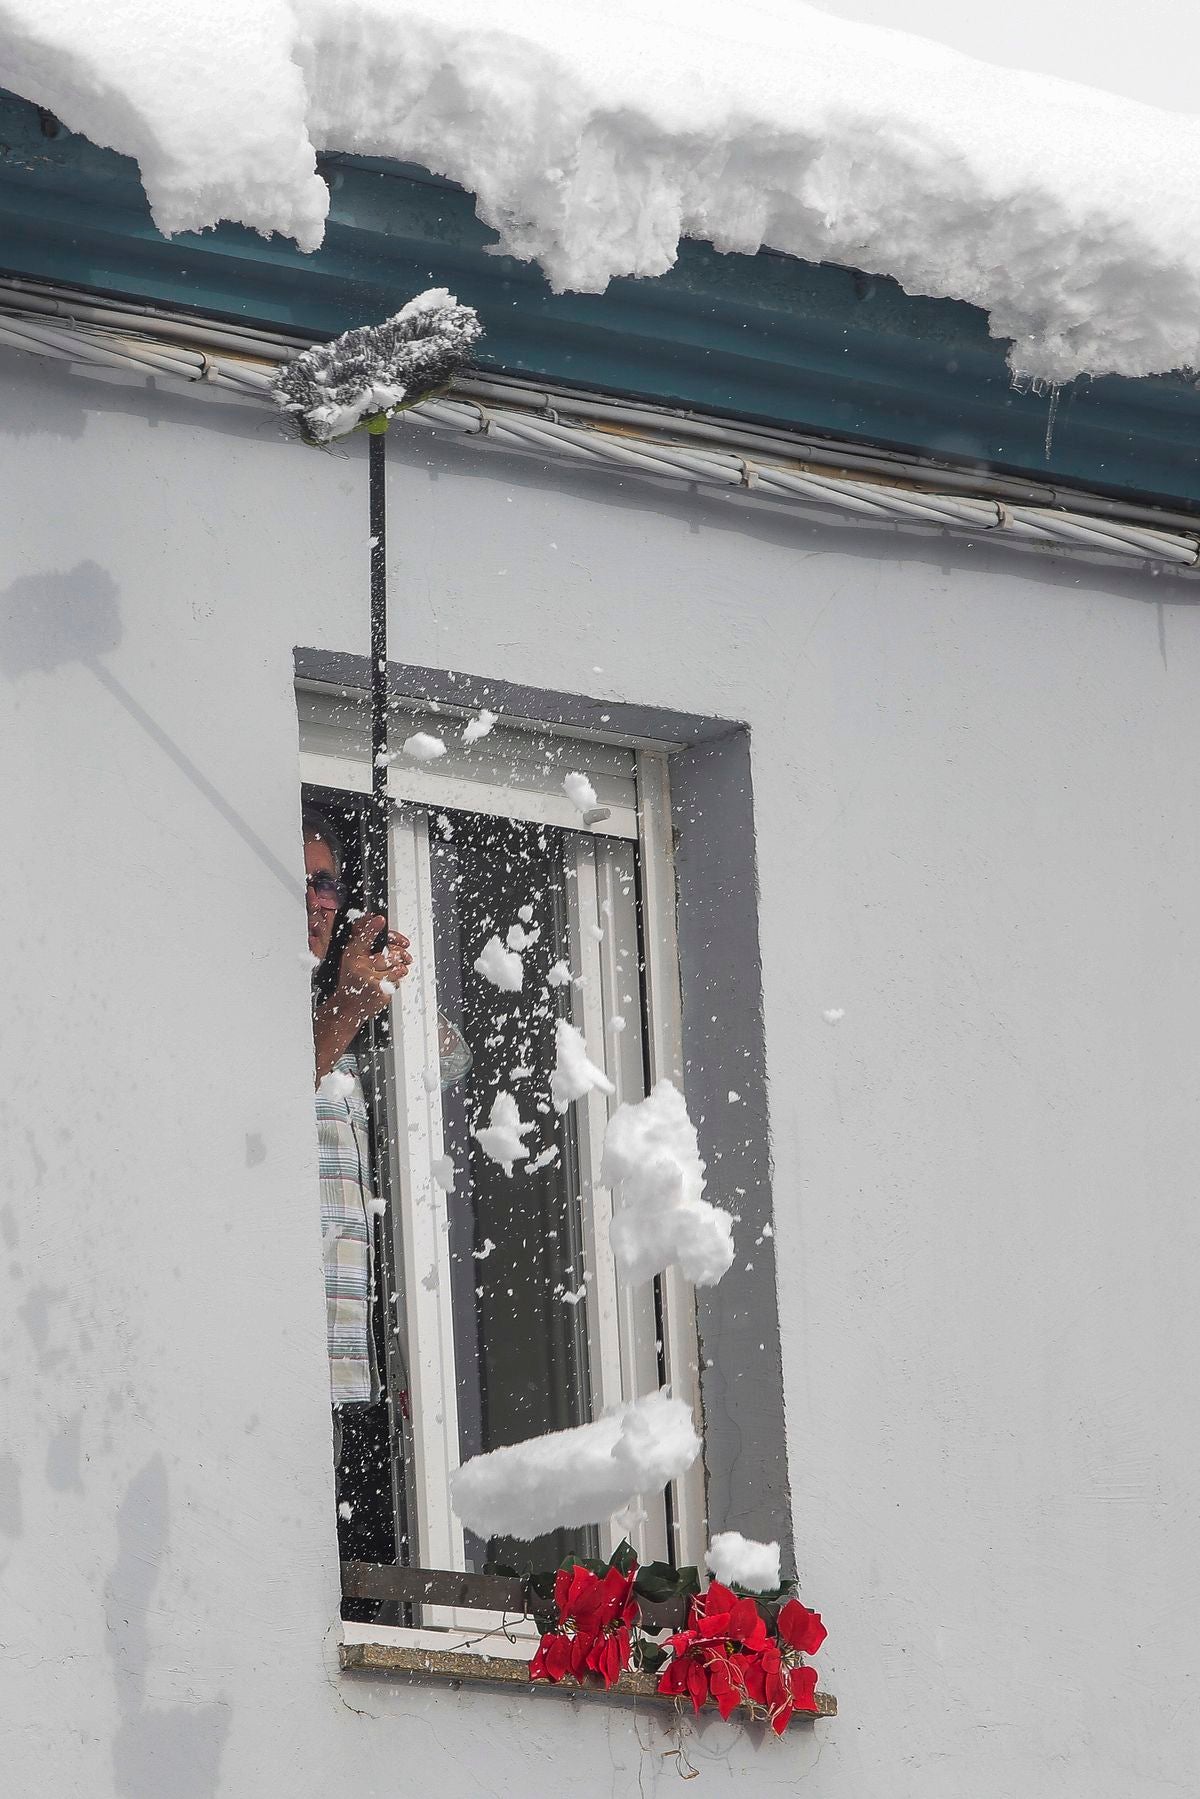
[430,808,599,1573]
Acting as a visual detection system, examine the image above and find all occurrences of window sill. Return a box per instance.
[340,1640,836,1724]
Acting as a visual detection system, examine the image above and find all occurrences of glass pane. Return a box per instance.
[427,806,600,1573]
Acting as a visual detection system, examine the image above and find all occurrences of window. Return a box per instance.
[299,681,705,1651]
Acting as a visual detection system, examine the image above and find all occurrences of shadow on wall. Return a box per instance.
[0,559,121,676]
[108,1457,230,1799]
[0,561,296,895]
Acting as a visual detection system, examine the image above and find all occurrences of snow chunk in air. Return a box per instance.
[462,708,497,743]
[705,1530,781,1593]
[602,1080,734,1287]
[401,731,447,762]
[563,771,599,814]
[472,1090,534,1175]
[551,1019,614,1113]
[473,933,523,991]
[449,1389,700,1539]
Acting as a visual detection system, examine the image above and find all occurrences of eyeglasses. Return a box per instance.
[306,871,346,908]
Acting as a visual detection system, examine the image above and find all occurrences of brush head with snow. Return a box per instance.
[272,289,482,444]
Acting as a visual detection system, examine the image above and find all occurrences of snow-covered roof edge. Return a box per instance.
[3,0,1200,385]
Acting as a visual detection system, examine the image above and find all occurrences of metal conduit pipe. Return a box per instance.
[4,271,1200,535]
[1,281,1198,574]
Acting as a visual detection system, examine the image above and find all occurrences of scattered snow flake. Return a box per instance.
[551,1019,615,1113]
[379,978,396,997]
[473,934,524,991]
[402,731,446,762]
[705,1531,781,1593]
[602,1080,735,1287]
[547,960,572,988]
[517,904,534,923]
[472,1237,497,1261]
[560,1285,587,1306]
[528,1144,561,1172]
[421,1067,440,1094]
[563,771,599,813]
[587,923,604,942]
[367,1196,387,1217]
[345,907,365,922]
[449,1390,700,1540]
[822,1007,845,1024]
[473,1091,534,1175]
[727,1089,741,1103]
[608,1014,626,1034]
[300,950,322,970]
[462,707,498,743]
[431,1154,456,1192]
[338,1500,354,1521]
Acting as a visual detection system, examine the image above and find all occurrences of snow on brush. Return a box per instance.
[706,1531,781,1593]
[602,1080,734,1287]
[6,2,1200,381]
[449,1390,700,1539]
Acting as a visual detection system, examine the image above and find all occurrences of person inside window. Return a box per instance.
[303,806,411,1406]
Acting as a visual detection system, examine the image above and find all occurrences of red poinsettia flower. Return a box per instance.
[530,1561,638,1691]
[657,1632,711,1712]
[656,1582,826,1731]
[776,1598,827,1657]
[529,1630,572,1683]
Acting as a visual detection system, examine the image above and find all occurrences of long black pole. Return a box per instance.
[368,429,389,922]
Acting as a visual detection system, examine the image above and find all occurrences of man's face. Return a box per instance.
[305,832,340,964]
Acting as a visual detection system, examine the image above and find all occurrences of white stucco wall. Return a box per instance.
[2,344,1198,1797]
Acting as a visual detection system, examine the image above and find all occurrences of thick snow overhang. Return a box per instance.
[3,89,1200,516]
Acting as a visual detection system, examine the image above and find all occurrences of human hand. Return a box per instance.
[334,914,412,1022]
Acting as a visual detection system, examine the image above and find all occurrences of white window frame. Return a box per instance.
[299,689,703,1657]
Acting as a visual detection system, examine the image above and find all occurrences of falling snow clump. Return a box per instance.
[272,288,482,443]
[474,933,524,991]
[551,1019,615,1113]
[705,1531,782,1593]
[602,1080,735,1287]
[449,1390,700,1539]
[563,771,599,813]
[462,708,498,743]
[402,731,446,761]
[473,1090,534,1175]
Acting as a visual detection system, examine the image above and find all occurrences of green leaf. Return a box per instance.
[634,1561,701,1603]
[635,1639,668,1673]
[608,1539,637,1576]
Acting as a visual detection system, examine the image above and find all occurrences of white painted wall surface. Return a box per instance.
[2,346,1198,1797]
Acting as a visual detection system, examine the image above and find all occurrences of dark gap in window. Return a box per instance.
[305,784,408,1623]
